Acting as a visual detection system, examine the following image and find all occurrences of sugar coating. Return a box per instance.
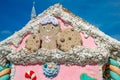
[39,15,58,26]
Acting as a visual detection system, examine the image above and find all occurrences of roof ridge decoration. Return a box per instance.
[31,1,37,19]
[0,3,120,66]
[0,3,120,49]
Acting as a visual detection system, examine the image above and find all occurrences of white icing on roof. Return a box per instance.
[39,15,58,25]
[0,3,120,66]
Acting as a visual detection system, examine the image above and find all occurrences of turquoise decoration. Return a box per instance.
[104,70,120,80]
[108,58,120,68]
[109,70,120,80]
[0,63,10,80]
[80,73,96,80]
[103,58,120,80]
[43,62,60,78]
[0,74,10,80]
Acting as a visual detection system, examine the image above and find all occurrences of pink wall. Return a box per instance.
[14,64,100,80]
[12,19,100,80]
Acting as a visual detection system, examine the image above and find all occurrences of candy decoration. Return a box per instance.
[109,65,120,75]
[104,70,120,80]
[80,73,96,80]
[103,58,120,80]
[43,62,60,79]
[108,58,120,68]
[25,70,37,80]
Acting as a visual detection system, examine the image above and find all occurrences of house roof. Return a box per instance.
[0,3,120,66]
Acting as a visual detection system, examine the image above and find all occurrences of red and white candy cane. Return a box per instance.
[25,70,37,80]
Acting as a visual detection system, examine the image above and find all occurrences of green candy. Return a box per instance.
[80,73,96,80]
[109,58,120,68]
[0,74,10,80]
[104,70,120,80]
[109,70,120,80]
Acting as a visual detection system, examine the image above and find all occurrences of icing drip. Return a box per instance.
[40,15,58,25]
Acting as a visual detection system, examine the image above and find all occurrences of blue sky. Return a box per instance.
[0,0,120,41]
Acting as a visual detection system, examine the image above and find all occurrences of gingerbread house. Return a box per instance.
[0,3,120,80]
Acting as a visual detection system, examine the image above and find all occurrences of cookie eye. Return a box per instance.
[53,66,58,69]
[43,26,46,29]
[51,26,54,29]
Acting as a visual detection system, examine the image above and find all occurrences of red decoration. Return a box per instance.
[25,70,37,80]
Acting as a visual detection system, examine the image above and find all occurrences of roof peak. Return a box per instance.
[31,1,36,20]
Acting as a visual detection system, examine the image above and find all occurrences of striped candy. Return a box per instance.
[25,70,37,80]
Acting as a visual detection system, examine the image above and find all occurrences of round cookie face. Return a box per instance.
[39,24,60,37]
[25,34,41,53]
[57,28,82,52]
[39,23,60,50]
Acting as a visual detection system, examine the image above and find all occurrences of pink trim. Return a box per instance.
[58,19,72,30]
[80,32,97,48]
[10,34,32,51]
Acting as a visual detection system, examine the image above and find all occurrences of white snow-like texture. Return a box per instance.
[39,15,58,25]
[0,3,120,66]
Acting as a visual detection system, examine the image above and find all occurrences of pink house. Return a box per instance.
[0,3,120,80]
